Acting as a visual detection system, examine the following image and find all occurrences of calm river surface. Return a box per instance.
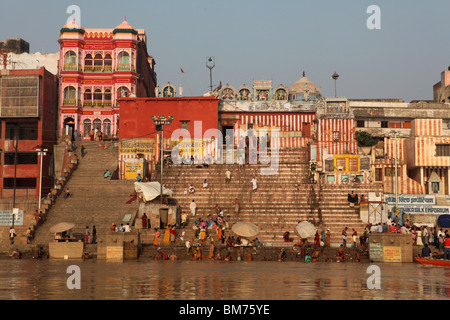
[0,259,449,300]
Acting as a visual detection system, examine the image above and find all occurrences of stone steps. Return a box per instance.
[32,141,138,245]
[150,148,382,246]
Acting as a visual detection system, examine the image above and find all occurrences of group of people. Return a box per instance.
[153,225,177,246]
[110,223,132,233]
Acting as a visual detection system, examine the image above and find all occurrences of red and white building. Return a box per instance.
[58,17,156,140]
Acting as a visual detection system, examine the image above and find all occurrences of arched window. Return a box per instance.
[93,118,102,132]
[64,51,77,70]
[84,54,93,72]
[93,89,102,106]
[103,119,111,136]
[117,51,130,71]
[104,53,112,72]
[104,89,112,100]
[83,119,92,136]
[94,54,103,71]
[84,89,92,101]
[63,86,77,105]
[84,89,92,107]
[117,86,129,99]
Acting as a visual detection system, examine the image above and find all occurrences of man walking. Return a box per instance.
[444,235,450,260]
[190,200,197,217]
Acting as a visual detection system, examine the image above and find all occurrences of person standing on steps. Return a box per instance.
[233,198,240,216]
[190,200,197,217]
[81,145,86,158]
[85,226,90,243]
[251,177,258,191]
[225,170,231,184]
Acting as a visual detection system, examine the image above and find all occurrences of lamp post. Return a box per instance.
[206,57,215,93]
[36,145,48,210]
[393,130,399,209]
[331,72,339,97]
[151,116,174,204]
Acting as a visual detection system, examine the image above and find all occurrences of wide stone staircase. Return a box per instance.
[148,148,383,247]
[32,141,138,247]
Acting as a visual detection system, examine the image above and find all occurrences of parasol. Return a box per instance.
[49,222,75,234]
[294,221,316,239]
[231,222,259,238]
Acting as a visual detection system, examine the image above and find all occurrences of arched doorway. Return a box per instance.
[63,117,75,140]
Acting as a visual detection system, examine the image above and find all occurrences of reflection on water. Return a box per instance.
[0,260,449,300]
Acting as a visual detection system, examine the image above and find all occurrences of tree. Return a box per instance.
[355,131,378,147]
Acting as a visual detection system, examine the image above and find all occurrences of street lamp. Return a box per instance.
[206,57,215,93]
[331,72,339,97]
[36,145,48,210]
[151,115,174,204]
[392,130,399,210]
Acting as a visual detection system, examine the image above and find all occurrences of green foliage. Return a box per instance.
[355,131,378,147]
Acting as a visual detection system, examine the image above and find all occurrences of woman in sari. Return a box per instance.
[153,228,160,246]
[163,225,171,243]
[193,246,202,260]
[199,227,207,241]
[170,226,176,243]
[217,226,223,241]
[326,228,331,247]
[208,243,215,260]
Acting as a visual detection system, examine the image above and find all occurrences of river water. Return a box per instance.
[0,259,449,301]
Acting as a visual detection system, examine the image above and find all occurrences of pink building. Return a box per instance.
[58,17,156,140]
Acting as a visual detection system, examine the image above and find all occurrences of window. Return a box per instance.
[381,121,388,128]
[5,122,38,140]
[117,51,130,70]
[180,121,189,130]
[93,118,102,131]
[375,168,382,181]
[84,89,92,101]
[64,51,77,70]
[64,86,76,100]
[84,54,93,71]
[360,157,370,171]
[117,86,129,99]
[4,152,37,165]
[356,121,365,128]
[384,167,401,177]
[432,182,440,194]
[3,178,36,189]
[83,119,91,136]
[93,89,102,102]
[436,144,450,157]
[327,175,335,182]
[325,159,334,171]
[103,119,111,136]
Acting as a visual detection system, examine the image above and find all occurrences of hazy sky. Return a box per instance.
[2,0,450,101]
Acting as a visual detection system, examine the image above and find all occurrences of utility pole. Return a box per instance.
[151,116,174,204]
[36,145,48,210]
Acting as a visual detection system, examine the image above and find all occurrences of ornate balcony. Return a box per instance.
[63,64,78,71]
[63,99,77,106]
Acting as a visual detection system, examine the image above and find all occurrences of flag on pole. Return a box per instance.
[180,68,185,73]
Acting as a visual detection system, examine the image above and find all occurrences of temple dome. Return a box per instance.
[289,74,320,93]
[113,17,138,35]
[114,17,136,30]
